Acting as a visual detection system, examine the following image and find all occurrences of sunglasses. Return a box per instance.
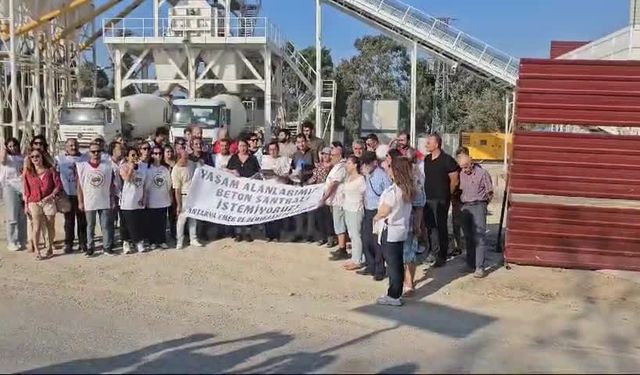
[249,139,258,142]
[152,152,162,155]
[140,147,150,150]
[89,150,100,154]
[29,154,41,159]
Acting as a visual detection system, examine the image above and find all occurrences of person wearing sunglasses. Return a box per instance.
[29,135,55,166]
[77,142,117,256]
[246,133,263,166]
[56,138,87,254]
[23,148,62,260]
[144,146,172,250]
[1,137,27,251]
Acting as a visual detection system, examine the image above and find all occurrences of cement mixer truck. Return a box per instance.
[57,94,172,149]
[170,94,249,144]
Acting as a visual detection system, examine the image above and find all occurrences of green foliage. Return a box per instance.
[77,62,110,98]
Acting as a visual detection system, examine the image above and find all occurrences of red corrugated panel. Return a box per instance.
[506,201,640,271]
[517,59,640,126]
[510,131,640,199]
[550,40,589,59]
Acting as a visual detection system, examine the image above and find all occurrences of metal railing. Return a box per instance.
[103,17,286,47]
[328,0,519,85]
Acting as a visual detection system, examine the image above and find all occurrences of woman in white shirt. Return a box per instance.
[342,155,366,271]
[119,148,147,254]
[0,137,26,251]
[145,146,172,250]
[262,141,291,241]
[373,157,416,306]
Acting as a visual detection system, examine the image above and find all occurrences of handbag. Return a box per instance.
[55,190,72,213]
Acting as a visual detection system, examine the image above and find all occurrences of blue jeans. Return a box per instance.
[86,209,114,251]
[3,183,27,247]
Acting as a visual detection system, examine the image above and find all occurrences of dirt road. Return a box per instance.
[1,207,640,373]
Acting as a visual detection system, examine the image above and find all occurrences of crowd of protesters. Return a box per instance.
[0,120,494,307]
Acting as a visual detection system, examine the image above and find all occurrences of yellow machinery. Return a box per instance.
[460,132,513,161]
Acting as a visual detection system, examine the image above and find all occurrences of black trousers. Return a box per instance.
[63,195,87,249]
[424,199,451,263]
[294,211,315,239]
[362,209,385,277]
[265,220,282,240]
[120,209,144,243]
[147,207,168,245]
[315,206,334,240]
[381,229,404,299]
[168,197,177,240]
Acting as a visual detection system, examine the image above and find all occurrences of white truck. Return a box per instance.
[170,94,248,144]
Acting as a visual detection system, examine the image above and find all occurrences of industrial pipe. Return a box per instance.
[2,0,93,40]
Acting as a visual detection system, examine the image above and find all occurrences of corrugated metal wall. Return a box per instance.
[549,41,589,59]
[506,59,640,271]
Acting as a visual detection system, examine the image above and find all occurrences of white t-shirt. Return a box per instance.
[56,154,83,196]
[342,175,366,212]
[214,154,232,169]
[145,164,172,209]
[325,161,346,207]
[171,160,197,195]
[375,184,412,242]
[261,155,291,177]
[119,163,146,210]
[77,161,113,211]
[1,154,24,192]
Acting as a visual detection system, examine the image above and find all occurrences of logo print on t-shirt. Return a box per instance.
[133,175,144,188]
[153,173,165,188]
[89,171,105,188]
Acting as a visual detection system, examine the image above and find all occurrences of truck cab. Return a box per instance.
[58,98,121,149]
[170,98,230,144]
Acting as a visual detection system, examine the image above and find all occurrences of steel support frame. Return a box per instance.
[315,0,322,136]
[410,41,417,147]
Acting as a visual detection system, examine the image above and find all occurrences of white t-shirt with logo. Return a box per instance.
[145,164,172,209]
[56,154,83,196]
[77,161,113,211]
[325,161,346,207]
[119,163,146,210]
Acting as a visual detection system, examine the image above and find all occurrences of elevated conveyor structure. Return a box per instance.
[321,0,519,87]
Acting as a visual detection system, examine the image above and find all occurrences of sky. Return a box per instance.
[93,0,629,67]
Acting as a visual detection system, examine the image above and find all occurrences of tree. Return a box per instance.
[77,62,110,98]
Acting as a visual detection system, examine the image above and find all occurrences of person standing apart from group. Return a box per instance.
[358,151,392,281]
[457,153,493,278]
[341,155,366,271]
[145,146,173,250]
[423,134,459,267]
[56,139,87,254]
[77,142,117,257]
[119,148,147,254]
[1,137,27,251]
[23,148,62,260]
[374,157,416,306]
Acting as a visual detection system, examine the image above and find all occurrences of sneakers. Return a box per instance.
[7,242,20,251]
[159,243,169,250]
[190,239,204,247]
[137,242,148,253]
[176,240,184,250]
[103,248,116,256]
[149,243,158,250]
[123,241,135,254]
[376,295,403,306]
[473,268,487,278]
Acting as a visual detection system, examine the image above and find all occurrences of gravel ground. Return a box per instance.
[1,204,640,373]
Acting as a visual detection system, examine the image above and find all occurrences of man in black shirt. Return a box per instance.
[423,134,460,267]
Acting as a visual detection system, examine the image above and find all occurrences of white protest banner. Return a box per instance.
[185,165,325,225]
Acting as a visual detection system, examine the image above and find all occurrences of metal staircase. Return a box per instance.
[323,0,519,87]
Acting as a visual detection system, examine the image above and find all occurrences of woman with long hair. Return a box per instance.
[119,148,147,254]
[23,148,62,259]
[164,145,178,242]
[145,146,172,249]
[227,139,261,242]
[342,155,366,271]
[401,148,427,295]
[373,157,416,306]
[1,137,26,250]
